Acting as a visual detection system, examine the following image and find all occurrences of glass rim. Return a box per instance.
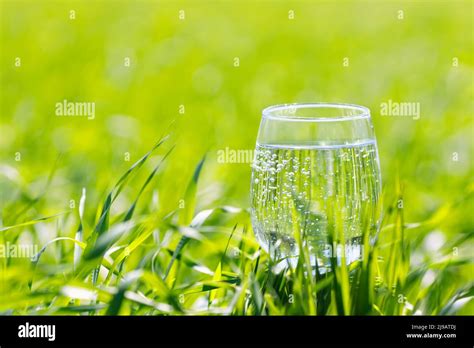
[262,102,371,122]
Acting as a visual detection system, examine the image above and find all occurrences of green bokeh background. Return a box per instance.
[0,0,473,314]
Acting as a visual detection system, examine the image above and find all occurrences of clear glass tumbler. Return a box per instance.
[250,103,382,271]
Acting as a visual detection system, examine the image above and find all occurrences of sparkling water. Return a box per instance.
[250,141,382,270]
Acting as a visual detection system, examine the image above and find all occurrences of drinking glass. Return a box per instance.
[250,103,382,271]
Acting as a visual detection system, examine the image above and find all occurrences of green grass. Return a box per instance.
[0,138,472,315]
[0,0,473,316]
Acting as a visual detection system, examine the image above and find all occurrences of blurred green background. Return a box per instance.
[0,0,473,314]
